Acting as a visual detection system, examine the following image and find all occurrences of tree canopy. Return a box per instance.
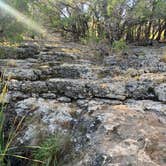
[0,0,166,43]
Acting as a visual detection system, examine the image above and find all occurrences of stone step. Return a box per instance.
[7,77,166,102]
[3,68,42,81]
[0,59,38,68]
[7,78,126,101]
[3,62,117,80]
[0,45,39,59]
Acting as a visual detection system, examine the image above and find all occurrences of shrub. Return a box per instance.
[81,31,99,45]
[33,133,72,166]
[112,39,128,52]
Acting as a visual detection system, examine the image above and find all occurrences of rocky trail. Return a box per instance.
[0,39,166,166]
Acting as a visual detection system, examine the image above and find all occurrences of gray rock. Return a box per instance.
[53,64,94,79]
[88,81,126,100]
[9,91,30,101]
[39,51,76,62]
[47,78,88,99]
[57,97,71,102]
[73,101,166,166]
[8,79,22,91]
[126,99,166,116]
[21,81,48,93]
[1,40,166,166]
[4,68,41,81]
[18,44,39,59]
[155,83,166,102]
[15,98,76,144]
[40,93,56,99]
[126,80,156,99]
[47,79,127,100]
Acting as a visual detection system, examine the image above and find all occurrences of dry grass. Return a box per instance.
[0,72,43,165]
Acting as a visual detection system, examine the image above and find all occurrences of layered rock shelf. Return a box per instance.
[0,40,166,166]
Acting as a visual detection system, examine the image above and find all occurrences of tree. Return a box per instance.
[1,0,166,43]
[0,0,34,42]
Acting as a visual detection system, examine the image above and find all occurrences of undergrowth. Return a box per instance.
[112,39,128,53]
[0,69,74,166]
[33,133,73,166]
[0,72,43,165]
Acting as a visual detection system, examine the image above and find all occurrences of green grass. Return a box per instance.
[33,133,72,166]
[0,73,44,165]
[112,39,128,53]
[0,71,73,166]
[0,76,9,165]
[0,105,5,166]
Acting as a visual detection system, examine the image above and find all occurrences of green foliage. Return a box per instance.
[0,49,6,59]
[0,0,35,42]
[0,74,8,165]
[33,134,72,166]
[112,39,128,52]
[0,23,24,43]
[0,106,5,166]
[1,0,166,43]
[81,32,99,44]
[0,74,43,165]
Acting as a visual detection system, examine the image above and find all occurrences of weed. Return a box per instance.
[0,73,10,165]
[33,133,72,166]
[0,72,43,165]
[112,39,128,53]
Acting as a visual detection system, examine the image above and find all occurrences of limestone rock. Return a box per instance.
[1,41,166,166]
[15,98,76,144]
[155,83,166,102]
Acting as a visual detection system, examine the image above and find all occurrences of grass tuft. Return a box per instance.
[0,71,43,165]
[33,133,72,166]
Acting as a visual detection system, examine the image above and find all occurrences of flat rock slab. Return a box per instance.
[48,78,126,100]
[73,100,166,166]
[15,97,77,144]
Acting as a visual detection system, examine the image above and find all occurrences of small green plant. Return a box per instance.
[0,73,43,165]
[33,133,72,166]
[0,106,5,166]
[81,32,99,45]
[0,74,9,165]
[112,39,128,52]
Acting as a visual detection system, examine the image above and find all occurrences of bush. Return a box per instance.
[112,39,128,52]
[33,133,72,166]
[81,32,99,45]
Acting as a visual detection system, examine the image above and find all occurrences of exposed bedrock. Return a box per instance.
[1,42,166,166]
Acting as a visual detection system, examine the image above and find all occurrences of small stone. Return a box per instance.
[57,96,71,102]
